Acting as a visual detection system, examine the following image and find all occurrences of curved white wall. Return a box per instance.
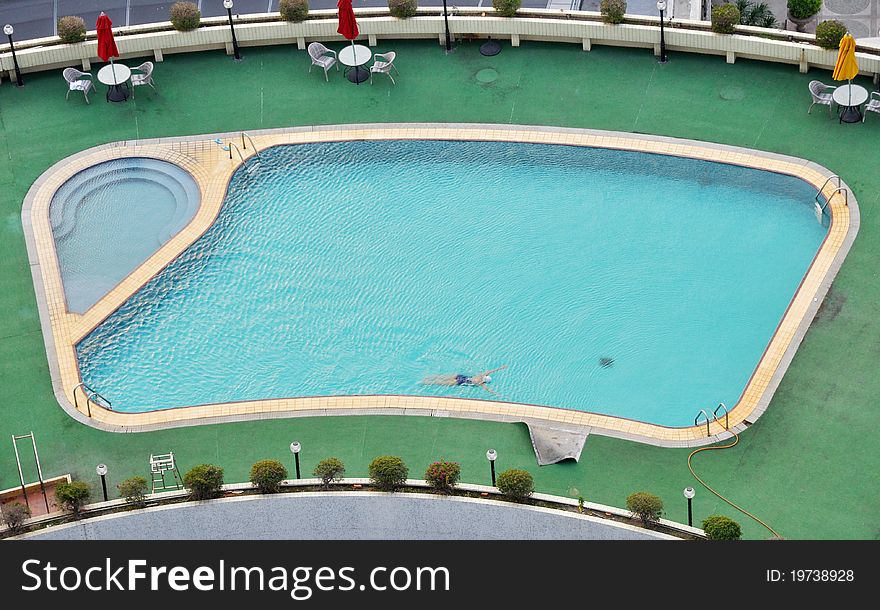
[2,10,878,81]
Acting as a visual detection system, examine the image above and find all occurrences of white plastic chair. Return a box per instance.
[308,42,338,81]
[807,80,836,117]
[130,61,156,97]
[63,68,94,104]
[370,51,398,85]
[863,91,880,123]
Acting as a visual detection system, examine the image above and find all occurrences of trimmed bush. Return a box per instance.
[279,0,310,22]
[170,1,201,32]
[388,0,418,19]
[117,476,149,507]
[1,502,31,533]
[815,20,848,50]
[184,464,224,500]
[600,0,627,25]
[496,468,534,501]
[250,459,288,493]
[368,456,409,491]
[711,4,741,34]
[736,0,777,28]
[626,491,663,526]
[787,0,822,20]
[56,481,92,516]
[424,460,461,492]
[702,515,743,540]
[57,16,86,44]
[492,0,521,18]
[313,457,346,490]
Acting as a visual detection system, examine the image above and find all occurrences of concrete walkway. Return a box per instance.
[19,493,676,540]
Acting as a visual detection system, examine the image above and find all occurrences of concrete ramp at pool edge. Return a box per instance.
[525,423,589,465]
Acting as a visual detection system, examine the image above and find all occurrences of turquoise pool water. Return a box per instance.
[75,141,826,426]
[50,158,200,313]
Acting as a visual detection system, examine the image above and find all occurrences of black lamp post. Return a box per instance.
[657,0,668,64]
[223,0,241,61]
[290,441,301,479]
[486,449,497,486]
[441,0,452,53]
[4,24,24,87]
[683,486,695,527]
[96,464,109,502]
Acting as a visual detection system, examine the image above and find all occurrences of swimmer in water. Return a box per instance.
[422,365,507,395]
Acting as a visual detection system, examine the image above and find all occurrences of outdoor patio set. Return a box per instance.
[808,32,880,124]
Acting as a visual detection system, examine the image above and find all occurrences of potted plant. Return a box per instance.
[787,0,822,33]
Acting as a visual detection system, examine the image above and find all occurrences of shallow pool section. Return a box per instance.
[50,158,200,313]
[76,141,827,426]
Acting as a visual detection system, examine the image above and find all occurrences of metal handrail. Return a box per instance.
[694,409,712,436]
[815,177,847,213]
[713,402,729,430]
[815,175,841,199]
[73,382,111,418]
[240,132,260,156]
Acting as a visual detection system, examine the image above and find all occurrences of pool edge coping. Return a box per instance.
[21,123,859,448]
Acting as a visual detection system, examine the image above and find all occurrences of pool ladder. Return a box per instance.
[240,132,261,158]
[694,402,729,437]
[73,382,112,418]
[814,175,848,217]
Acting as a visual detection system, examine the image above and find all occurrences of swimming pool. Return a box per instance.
[49,158,200,313]
[71,139,828,427]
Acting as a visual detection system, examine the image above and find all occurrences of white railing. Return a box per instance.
[1,9,879,81]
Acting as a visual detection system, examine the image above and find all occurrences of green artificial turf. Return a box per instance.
[1,40,878,540]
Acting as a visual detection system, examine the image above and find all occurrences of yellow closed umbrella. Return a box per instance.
[832,34,858,82]
[832,33,859,109]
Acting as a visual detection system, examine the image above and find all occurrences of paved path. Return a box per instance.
[20,493,676,540]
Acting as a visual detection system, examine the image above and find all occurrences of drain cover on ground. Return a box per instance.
[719,86,745,101]
[476,68,498,84]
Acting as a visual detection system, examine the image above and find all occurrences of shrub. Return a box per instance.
[250,459,288,494]
[56,481,92,516]
[815,20,848,50]
[368,456,409,491]
[388,0,418,19]
[313,457,346,490]
[736,0,777,28]
[117,476,149,507]
[170,1,201,31]
[279,0,309,22]
[492,0,521,18]
[424,460,461,493]
[1,503,31,533]
[787,0,822,19]
[702,515,743,540]
[626,491,664,526]
[599,0,627,25]
[57,16,86,44]
[496,468,534,501]
[184,464,224,500]
[711,4,741,34]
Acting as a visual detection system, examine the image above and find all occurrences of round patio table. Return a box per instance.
[338,44,371,84]
[97,63,131,102]
[832,84,868,124]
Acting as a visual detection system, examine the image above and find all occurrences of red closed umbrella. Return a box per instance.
[337,0,359,41]
[96,12,119,63]
[337,0,365,83]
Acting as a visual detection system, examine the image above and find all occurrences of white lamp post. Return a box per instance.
[290,441,301,479]
[486,449,497,486]
[683,486,696,527]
